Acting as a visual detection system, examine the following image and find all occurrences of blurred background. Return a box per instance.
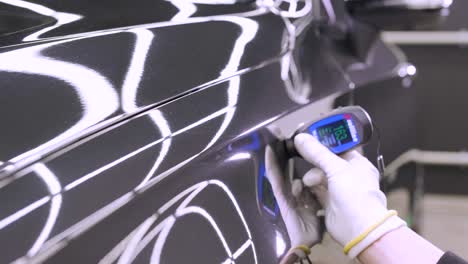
[310,0,468,261]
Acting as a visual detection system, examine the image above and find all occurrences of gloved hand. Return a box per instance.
[265,145,323,254]
[294,133,406,259]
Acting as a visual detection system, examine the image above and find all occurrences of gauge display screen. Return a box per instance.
[316,119,353,148]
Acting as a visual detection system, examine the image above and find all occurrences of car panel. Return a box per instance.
[0,10,285,165]
[0,1,409,263]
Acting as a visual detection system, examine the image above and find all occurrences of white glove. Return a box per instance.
[294,133,407,258]
[265,145,322,252]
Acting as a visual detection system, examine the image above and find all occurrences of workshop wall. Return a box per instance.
[355,0,468,195]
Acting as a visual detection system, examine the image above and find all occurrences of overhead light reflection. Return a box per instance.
[168,0,197,21]
[23,12,83,41]
[184,0,236,3]
[98,226,142,264]
[232,239,253,259]
[120,28,173,191]
[174,206,233,258]
[266,0,312,18]
[7,13,262,260]
[168,0,239,22]
[275,230,286,257]
[443,0,453,8]
[407,65,417,76]
[201,16,258,152]
[397,63,417,77]
[117,216,157,264]
[321,0,336,22]
[0,0,83,41]
[135,110,172,190]
[0,0,57,16]
[149,216,176,264]
[27,163,62,256]
[101,180,257,263]
[2,41,119,163]
[0,196,50,230]
[227,152,251,161]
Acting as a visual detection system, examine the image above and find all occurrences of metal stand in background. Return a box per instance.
[408,165,424,233]
[384,149,468,233]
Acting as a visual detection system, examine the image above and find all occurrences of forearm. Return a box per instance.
[279,246,312,264]
[279,253,299,264]
[358,226,444,264]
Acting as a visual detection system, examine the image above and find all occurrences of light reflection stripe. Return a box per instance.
[27,163,62,256]
[64,106,230,192]
[232,239,252,259]
[9,11,265,262]
[0,105,230,232]
[149,216,176,264]
[0,0,56,16]
[117,216,157,264]
[4,43,119,163]
[0,197,50,230]
[120,28,174,191]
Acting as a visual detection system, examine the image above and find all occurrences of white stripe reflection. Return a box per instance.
[0,197,50,230]
[100,180,256,264]
[27,163,62,256]
[7,13,261,261]
[117,216,157,264]
[1,42,119,163]
[23,12,83,41]
[120,28,173,191]
[0,0,83,41]
[169,0,197,21]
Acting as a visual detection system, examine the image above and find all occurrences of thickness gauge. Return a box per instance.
[285,106,373,157]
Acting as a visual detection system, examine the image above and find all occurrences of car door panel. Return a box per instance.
[0,10,285,165]
[0,1,410,263]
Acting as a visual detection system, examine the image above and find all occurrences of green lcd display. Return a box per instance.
[316,119,353,148]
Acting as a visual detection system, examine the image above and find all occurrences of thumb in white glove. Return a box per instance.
[265,145,323,250]
[294,133,406,258]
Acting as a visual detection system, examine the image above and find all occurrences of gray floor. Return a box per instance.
[308,190,468,263]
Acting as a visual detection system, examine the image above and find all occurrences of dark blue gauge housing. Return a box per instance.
[257,163,279,217]
[307,113,360,154]
[284,106,373,157]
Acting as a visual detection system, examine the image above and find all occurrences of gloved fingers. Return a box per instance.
[300,189,321,212]
[294,133,348,175]
[342,151,380,181]
[341,150,362,161]
[302,167,326,187]
[348,153,380,177]
[265,146,287,196]
[311,185,329,208]
[266,146,299,211]
[291,179,303,198]
[293,177,322,213]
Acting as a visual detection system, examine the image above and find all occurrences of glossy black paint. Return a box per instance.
[0,1,407,263]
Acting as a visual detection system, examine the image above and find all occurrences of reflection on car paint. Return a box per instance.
[0,0,408,262]
[99,180,257,264]
[0,38,119,164]
[227,132,279,218]
[275,230,287,257]
[1,13,263,261]
[0,8,271,171]
[121,28,172,190]
[0,0,83,41]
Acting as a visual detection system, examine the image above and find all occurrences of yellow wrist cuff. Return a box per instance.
[293,245,311,256]
[343,210,398,255]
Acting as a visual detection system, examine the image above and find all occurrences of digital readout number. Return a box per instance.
[333,125,348,141]
[318,124,348,141]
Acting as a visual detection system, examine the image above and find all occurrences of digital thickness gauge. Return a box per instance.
[285,106,373,157]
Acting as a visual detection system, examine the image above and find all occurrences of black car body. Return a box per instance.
[0,0,445,263]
